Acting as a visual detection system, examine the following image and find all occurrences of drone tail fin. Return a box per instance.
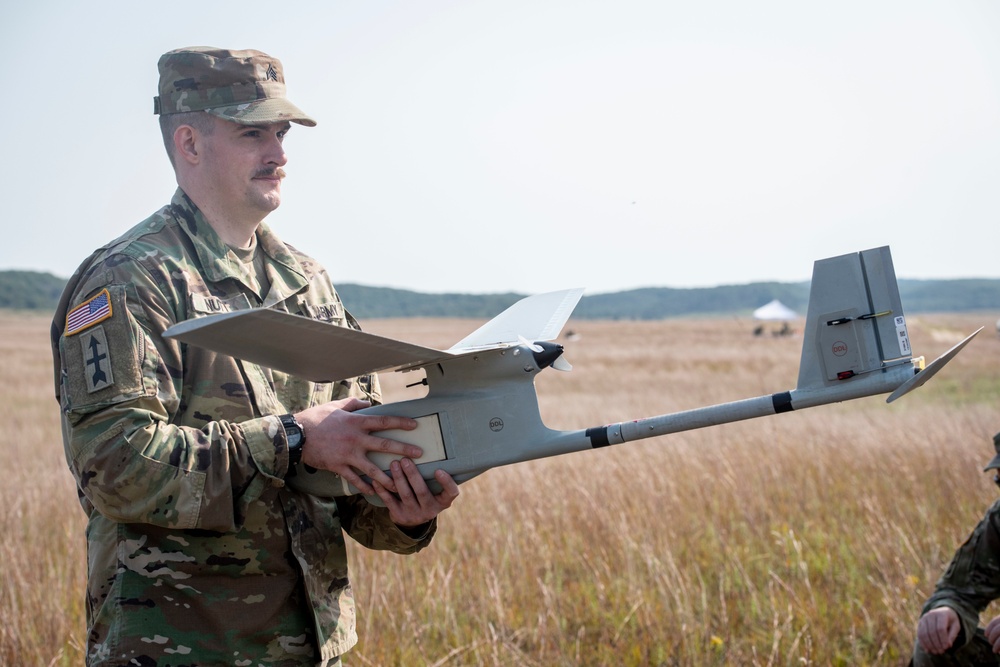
[795,246,913,394]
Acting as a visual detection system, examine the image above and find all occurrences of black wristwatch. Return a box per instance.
[279,413,305,476]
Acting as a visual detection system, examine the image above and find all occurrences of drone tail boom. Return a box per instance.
[579,246,977,449]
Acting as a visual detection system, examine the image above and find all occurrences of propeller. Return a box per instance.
[531,341,573,372]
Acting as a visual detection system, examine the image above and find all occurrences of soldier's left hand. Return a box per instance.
[372,459,459,528]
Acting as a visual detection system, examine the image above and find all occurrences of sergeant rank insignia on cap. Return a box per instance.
[66,289,113,336]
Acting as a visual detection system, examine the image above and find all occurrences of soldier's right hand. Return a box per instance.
[985,613,1000,653]
[296,397,422,496]
[917,606,961,654]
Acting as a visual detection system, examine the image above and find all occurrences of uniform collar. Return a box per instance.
[169,188,310,305]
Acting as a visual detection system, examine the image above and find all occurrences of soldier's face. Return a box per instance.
[199,117,291,219]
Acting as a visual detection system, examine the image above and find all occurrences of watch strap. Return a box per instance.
[278,413,305,475]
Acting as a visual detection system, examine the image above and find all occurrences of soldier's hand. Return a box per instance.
[917,606,962,654]
[372,459,459,527]
[985,614,1000,652]
[296,397,422,496]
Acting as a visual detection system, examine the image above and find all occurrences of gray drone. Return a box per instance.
[165,246,980,499]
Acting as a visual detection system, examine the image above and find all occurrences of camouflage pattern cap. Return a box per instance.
[982,431,1000,471]
[154,47,316,127]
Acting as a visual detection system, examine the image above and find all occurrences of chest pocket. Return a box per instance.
[185,291,290,417]
[258,298,347,412]
[285,299,382,407]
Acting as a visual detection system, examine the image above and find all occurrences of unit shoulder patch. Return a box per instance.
[80,325,115,393]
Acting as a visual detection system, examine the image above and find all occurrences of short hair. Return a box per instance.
[159,111,216,167]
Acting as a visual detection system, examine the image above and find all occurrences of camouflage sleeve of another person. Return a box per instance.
[335,495,437,554]
[56,257,286,532]
[921,499,1000,648]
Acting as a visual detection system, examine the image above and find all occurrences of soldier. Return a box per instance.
[912,432,1000,666]
[51,47,460,667]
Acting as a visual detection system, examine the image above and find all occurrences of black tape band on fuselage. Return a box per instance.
[772,391,794,414]
[587,426,611,448]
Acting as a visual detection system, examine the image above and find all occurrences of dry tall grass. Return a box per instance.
[2,310,998,666]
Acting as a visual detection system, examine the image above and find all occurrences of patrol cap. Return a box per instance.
[982,431,1000,471]
[153,47,316,127]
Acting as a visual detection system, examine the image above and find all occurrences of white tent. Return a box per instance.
[752,299,798,321]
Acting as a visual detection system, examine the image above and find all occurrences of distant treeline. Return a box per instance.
[344,279,1000,319]
[3,270,997,319]
[1,271,69,312]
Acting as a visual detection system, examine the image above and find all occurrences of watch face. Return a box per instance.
[281,416,304,447]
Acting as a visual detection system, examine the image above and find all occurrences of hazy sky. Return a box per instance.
[5,1,1000,294]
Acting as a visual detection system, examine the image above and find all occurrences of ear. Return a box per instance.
[173,125,202,166]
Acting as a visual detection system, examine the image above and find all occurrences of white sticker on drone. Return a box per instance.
[894,315,911,356]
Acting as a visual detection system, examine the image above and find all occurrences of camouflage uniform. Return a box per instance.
[911,434,1000,667]
[51,189,435,666]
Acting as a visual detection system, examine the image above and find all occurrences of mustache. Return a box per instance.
[254,167,286,179]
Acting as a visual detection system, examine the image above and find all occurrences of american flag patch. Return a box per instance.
[66,289,113,336]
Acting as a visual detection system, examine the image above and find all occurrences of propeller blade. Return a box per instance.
[517,335,544,353]
[552,356,573,372]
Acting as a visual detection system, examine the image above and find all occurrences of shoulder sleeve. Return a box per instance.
[921,499,1000,647]
[55,255,284,531]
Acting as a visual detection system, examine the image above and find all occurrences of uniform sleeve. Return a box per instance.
[920,500,1000,648]
[55,258,286,532]
[335,495,437,554]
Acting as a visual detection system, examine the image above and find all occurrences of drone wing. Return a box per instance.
[164,309,451,382]
[449,287,584,351]
[163,288,586,382]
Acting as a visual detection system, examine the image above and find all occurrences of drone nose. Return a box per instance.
[531,341,572,371]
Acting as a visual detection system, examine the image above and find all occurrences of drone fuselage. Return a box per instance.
[290,342,567,496]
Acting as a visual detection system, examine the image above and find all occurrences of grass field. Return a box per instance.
[2,310,998,666]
